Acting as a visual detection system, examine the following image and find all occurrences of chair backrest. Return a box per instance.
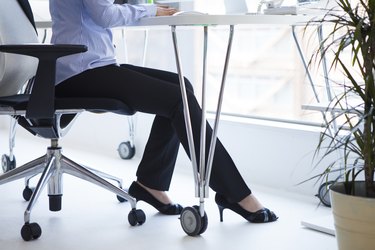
[0,0,39,97]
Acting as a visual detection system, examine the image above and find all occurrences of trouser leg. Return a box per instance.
[136,115,180,190]
[125,65,251,202]
[55,64,251,202]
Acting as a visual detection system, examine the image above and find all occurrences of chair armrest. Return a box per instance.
[0,44,87,58]
[0,44,87,119]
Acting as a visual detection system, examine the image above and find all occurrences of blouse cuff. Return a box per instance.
[139,4,157,17]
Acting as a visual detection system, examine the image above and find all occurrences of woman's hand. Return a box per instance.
[156,5,178,16]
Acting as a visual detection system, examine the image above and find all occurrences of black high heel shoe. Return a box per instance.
[215,193,278,223]
[128,181,183,215]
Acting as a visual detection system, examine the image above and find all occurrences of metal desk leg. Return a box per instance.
[291,25,321,102]
[292,24,341,206]
[171,25,199,189]
[171,24,234,236]
[291,25,335,134]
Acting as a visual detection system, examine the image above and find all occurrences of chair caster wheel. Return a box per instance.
[117,188,129,203]
[23,186,35,201]
[117,195,128,202]
[21,222,42,241]
[118,141,135,160]
[316,181,334,207]
[180,206,208,236]
[128,209,146,226]
[1,154,16,173]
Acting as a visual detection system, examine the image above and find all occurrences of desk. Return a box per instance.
[35,14,315,236]
[135,14,315,236]
[135,14,312,26]
[35,13,313,28]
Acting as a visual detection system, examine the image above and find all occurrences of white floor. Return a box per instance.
[0,130,338,250]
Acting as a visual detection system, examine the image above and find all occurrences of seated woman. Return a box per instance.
[51,0,278,223]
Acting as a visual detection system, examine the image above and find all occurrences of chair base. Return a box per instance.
[0,138,146,241]
[48,194,62,211]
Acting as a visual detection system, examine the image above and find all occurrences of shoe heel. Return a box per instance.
[218,205,225,222]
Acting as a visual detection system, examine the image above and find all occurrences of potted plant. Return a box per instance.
[305,0,375,249]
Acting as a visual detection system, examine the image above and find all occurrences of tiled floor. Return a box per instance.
[0,130,337,250]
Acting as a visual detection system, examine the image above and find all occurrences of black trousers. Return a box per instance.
[55,64,251,202]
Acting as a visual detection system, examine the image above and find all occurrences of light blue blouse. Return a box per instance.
[49,0,156,84]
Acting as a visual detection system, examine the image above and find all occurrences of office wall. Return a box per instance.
[213,117,334,197]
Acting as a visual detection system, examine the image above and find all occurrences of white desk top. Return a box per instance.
[133,14,315,27]
[35,14,317,29]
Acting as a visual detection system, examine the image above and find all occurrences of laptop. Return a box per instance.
[224,0,296,15]
[296,0,334,15]
[223,0,248,14]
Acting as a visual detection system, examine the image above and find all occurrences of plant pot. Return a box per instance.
[330,181,375,250]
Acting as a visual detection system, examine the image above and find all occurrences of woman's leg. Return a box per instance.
[55,64,250,202]
[118,64,252,202]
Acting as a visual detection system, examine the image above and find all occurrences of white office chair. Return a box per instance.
[0,0,145,241]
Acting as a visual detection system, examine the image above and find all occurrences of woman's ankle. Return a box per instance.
[238,194,264,213]
[136,181,172,205]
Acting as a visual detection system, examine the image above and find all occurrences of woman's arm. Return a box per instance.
[82,0,162,28]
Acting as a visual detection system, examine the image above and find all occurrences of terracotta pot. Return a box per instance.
[330,181,375,250]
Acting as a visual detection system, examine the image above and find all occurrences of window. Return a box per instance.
[33,0,351,126]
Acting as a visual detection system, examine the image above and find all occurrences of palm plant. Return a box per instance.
[307,0,375,197]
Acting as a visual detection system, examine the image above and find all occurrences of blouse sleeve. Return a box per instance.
[82,0,157,28]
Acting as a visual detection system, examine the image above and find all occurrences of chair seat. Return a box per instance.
[0,94,136,116]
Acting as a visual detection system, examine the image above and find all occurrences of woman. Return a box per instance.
[51,0,278,223]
